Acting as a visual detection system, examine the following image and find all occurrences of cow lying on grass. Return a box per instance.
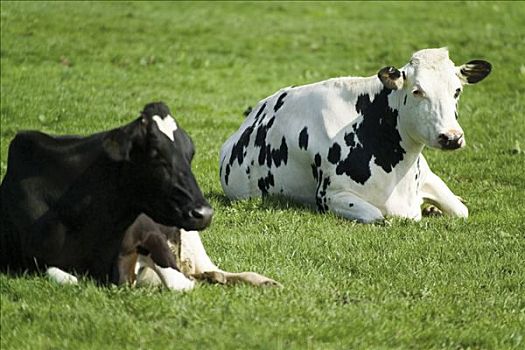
[46,214,281,290]
[220,48,491,223]
[0,102,278,290]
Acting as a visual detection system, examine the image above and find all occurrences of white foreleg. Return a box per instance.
[419,157,468,218]
[46,267,78,285]
[180,230,281,287]
[135,255,194,291]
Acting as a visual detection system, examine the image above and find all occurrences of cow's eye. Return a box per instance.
[149,149,159,158]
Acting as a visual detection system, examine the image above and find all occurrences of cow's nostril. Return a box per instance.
[191,209,203,219]
[438,132,463,150]
[190,206,214,221]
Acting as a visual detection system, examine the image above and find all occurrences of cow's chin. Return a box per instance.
[429,140,466,151]
[144,210,211,231]
[424,139,465,151]
[177,218,212,232]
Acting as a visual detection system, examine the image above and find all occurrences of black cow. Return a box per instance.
[0,102,212,289]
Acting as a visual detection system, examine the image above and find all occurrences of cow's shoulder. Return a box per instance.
[10,131,105,164]
[10,130,51,150]
[10,131,84,156]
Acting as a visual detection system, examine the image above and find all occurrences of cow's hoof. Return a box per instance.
[243,272,283,288]
[260,278,283,288]
[194,271,228,284]
[456,196,467,204]
[422,205,443,217]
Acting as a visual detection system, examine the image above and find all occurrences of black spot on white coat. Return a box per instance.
[243,106,253,117]
[316,176,331,212]
[254,116,288,168]
[327,143,341,164]
[335,88,405,184]
[299,127,309,150]
[225,164,231,185]
[311,153,322,181]
[228,125,254,168]
[258,171,275,195]
[274,92,288,112]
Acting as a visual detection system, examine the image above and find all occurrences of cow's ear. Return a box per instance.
[457,60,492,84]
[103,129,133,161]
[378,66,404,90]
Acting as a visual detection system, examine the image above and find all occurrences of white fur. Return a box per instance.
[136,254,194,291]
[46,267,78,285]
[179,230,220,274]
[152,115,177,141]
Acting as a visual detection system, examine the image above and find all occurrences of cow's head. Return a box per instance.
[378,48,491,150]
[104,102,213,230]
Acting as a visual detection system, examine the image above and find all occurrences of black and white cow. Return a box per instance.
[220,48,491,223]
[0,102,213,290]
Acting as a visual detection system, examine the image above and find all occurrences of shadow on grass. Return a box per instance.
[205,190,318,214]
[205,191,412,228]
[205,191,232,207]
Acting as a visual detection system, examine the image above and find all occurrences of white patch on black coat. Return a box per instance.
[152,114,178,141]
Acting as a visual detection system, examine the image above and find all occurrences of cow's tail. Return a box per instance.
[243,106,253,117]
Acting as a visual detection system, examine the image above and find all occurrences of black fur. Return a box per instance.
[334,88,405,184]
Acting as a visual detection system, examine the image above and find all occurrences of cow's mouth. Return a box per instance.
[147,203,213,231]
[438,133,465,150]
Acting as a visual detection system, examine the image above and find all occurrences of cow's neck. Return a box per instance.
[59,149,141,236]
[389,90,427,169]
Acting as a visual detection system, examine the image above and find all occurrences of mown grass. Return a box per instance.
[1,2,524,349]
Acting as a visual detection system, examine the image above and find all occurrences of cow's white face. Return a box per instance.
[382,48,491,150]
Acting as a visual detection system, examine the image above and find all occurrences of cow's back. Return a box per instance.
[220,77,379,204]
[0,131,110,273]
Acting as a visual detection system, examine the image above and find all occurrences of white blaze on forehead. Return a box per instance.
[152,114,178,141]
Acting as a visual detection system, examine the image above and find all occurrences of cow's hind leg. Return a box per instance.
[325,191,384,223]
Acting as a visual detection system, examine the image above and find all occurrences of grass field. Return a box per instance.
[1,2,524,349]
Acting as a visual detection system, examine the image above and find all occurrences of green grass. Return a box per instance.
[1,2,524,349]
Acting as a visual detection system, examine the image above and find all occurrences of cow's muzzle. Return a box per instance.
[188,206,214,230]
[438,131,465,150]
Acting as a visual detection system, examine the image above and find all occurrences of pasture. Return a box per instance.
[1,2,524,349]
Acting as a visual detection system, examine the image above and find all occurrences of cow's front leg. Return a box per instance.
[112,252,138,285]
[179,230,281,287]
[46,267,78,285]
[137,232,195,291]
[325,191,384,223]
[193,271,282,287]
[420,172,468,218]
